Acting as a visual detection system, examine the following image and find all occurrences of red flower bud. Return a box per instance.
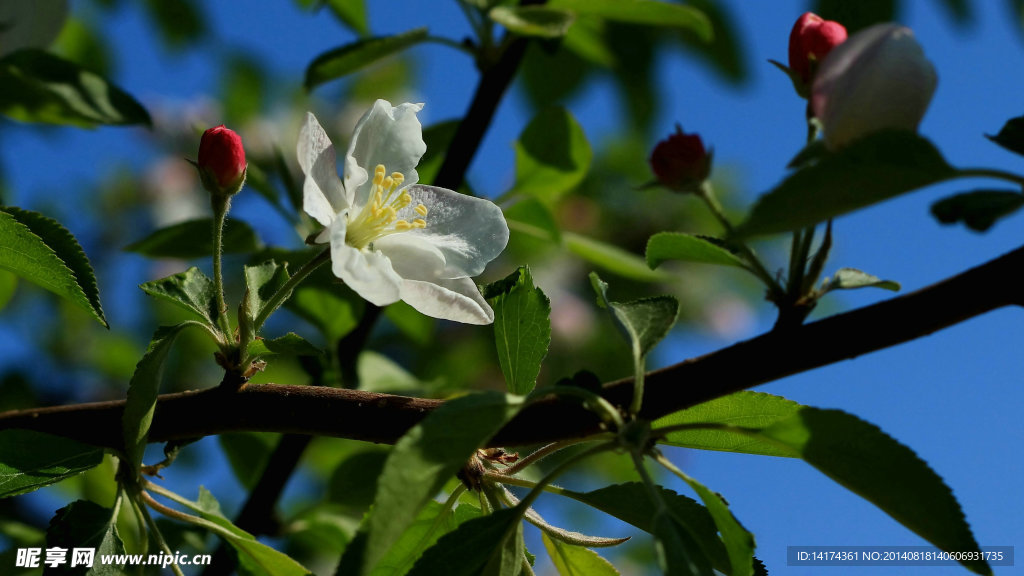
[788,12,847,85]
[649,126,711,192]
[197,125,246,196]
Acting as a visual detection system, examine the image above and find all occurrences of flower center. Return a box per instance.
[346,164,428,250]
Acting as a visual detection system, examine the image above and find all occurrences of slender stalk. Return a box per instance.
[698,183,784,300]
[514,442,617,512]
[629,450,668,514]
[137,497,186,576]
[500,438,593,476]
[252,248,331,330]
[211,196,233,338]
[424,35,476,56]
[140,489,240,543]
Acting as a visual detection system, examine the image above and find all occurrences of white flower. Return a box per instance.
[812,23,937,150]
[296,100,509,324]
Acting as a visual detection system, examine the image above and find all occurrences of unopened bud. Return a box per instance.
[812,23,937,150]
[196,125,246,197]
[649,126,711,193]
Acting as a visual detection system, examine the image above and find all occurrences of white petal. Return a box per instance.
[400,276,494,325]
[400,184,509,278]
[373,234,447,280]
[345,100,427,212]
[328,218,402,306]
[813,24,936,149]
[297,112,348,227]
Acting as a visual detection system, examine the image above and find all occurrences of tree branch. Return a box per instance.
[4,245,1022,450]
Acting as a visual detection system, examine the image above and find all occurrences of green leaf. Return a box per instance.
[139,266,217,325]
[490,6,576,38]
[240,260,291,335]
[651,509,715,576]
[824,268,901,292]
[484,267,551,395]
[590,272,679,360]
[0,49,151,127]
[660,461,755,576]
[125,218,263,259]
[734,132,955,238]
[513,108,592,204]
[383,300,434,346]
[653,392,803,457]
[986,116,1024,157]
[757,408,990,575]
[566,232,668,282]
[247,333,322,357]
[0,430,103,498]
[326,0,369,36]
[646,232,746,270]
[562,483,728,572]
[305,28,429,91]
[504,198,561,242]
[357,351,430,394]
[675,0,746,83]
[813,0,896,33]
[542,532,620,576]
[407,508,524,576]
[122,324,193,473]
[327,449,389,510]
[0,270,16,313]
[218,432,277,490]
[347,392,522,575]
[142,0,206,49]
[176,487,312,575]
[288,285,362,343]
[549,0,712,41]
[371,500,482,576]
[46,499,126,575]
[931,189,1024,232]
[0,207,107,327]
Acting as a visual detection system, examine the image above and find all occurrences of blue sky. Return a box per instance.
[1,1,1022,574]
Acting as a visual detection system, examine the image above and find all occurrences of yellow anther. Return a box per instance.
[394,220,412,231]
[397,193,412,208]
[415,204,428,216]
[375,164,386,177]
[392,172,405,186]
[382,206,397,222]
[412,218,427,229]
[381,176,394,190]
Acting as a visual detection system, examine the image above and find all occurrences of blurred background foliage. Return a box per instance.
[0,0,1009,573]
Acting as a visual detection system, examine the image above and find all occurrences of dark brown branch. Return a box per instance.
[4,244,1022,449]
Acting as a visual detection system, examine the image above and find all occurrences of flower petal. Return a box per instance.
[345,100,427,212]
[373,234,447,280]
[298,112,348,227]
[400,184,510,278]
[400,276,494,325]
[328,217,402,306]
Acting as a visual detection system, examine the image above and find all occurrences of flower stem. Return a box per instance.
[252,247,331,331]
[211,196,233,338]
[137,494,186,576]
[698,182,784,300]
[513,441,617,512]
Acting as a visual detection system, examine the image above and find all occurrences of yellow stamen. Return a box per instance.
[394,220,412,231]
[412,218,427,229]
[415,204,428,216]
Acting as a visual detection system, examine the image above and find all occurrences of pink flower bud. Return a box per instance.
[788,13,847,85]
[649,126,711,192]
[812,23,937,150]
[197,125,246,196]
